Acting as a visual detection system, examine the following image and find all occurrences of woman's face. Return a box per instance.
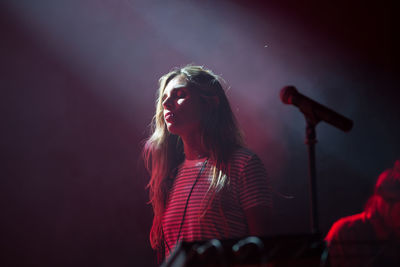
[162,75,203,137]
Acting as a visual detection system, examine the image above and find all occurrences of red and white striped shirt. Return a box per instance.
[162,147,272,257]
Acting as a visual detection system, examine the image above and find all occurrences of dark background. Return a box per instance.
[1,0,398,266]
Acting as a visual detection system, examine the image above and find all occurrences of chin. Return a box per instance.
[166,125,180,135]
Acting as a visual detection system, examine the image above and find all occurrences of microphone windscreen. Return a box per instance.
[280,86,298,104]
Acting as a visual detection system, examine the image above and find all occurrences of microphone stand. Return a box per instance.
[304,116,320,236]
[280,85,353,239]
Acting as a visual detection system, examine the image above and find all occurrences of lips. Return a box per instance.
[164,112,174,122]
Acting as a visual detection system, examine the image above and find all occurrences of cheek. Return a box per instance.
[178,98,202,115]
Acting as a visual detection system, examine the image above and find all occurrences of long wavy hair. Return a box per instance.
[143,65,244,249]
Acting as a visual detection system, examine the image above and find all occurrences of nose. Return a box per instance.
[162,96,173,109]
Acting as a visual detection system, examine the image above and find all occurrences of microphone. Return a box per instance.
[280,86,353,132]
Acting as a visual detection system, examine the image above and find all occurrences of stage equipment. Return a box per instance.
[280,86,353,132]
[161,234,327,267]
[280,86,353,235]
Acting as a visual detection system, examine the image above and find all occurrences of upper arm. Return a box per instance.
[237,153,273,236]
[238,154,272,209]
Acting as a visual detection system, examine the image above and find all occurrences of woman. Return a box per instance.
[143,65,272,259]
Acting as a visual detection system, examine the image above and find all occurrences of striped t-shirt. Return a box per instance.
[162,147,272,257]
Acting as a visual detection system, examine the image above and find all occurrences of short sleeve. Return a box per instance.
[238,154,272,211]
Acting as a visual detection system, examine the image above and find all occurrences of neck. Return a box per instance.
[181,132,208,160]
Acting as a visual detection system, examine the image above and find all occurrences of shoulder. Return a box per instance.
[227,147,268,183]
[229,147,262,166]
[325,212,371,242]
[335,212,367,229]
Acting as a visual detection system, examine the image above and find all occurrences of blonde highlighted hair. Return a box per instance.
[143,65,244,249]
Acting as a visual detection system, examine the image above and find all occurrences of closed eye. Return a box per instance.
[175,89,187,99]
[162,86,188,104]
